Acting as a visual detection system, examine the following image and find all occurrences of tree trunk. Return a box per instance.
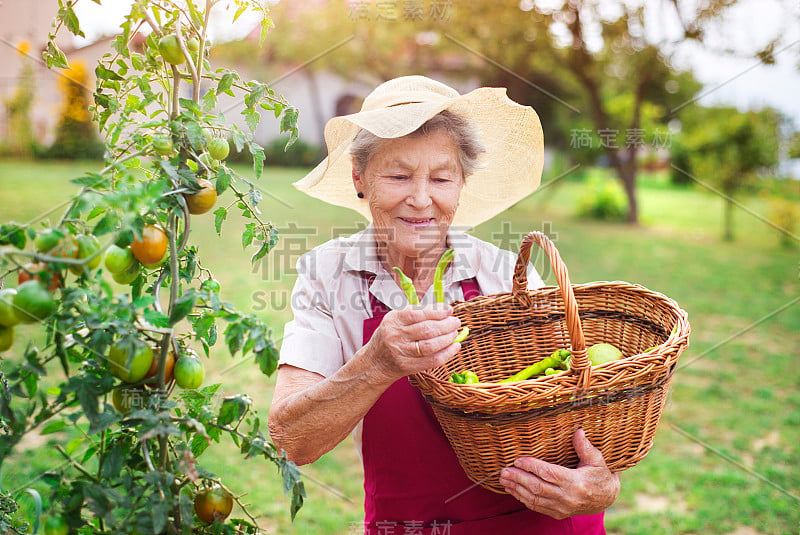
[620,161,639,224]
[723,197,734,241]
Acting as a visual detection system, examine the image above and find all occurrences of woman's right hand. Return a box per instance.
[365,304,463,382]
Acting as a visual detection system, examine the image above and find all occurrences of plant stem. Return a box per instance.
[54,445,99,483]
[158,212,180,471]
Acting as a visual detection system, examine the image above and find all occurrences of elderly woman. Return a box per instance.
[268,76,619,534]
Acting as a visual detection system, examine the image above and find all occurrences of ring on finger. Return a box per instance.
[414,340,422,357]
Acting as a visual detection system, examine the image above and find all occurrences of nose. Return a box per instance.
[406,177,433,209]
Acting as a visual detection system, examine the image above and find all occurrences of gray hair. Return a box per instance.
[350,110,486,179]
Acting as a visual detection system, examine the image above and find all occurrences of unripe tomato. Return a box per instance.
[194,486,233,524]
[198,153,219,171]
[13,280,57,323]
[111,260,142,285]
[104,245,136,273]
[107,340,154,383]
[112,385,146,414]
[201,278,221,293]
[0,325,13,352]
[185,178,218,215]
[207,138,230,161]
[34,228,65,253]
[174,355,204,389]
[152,135,174,156]
[0,288,21,327]
[70,234,102,275]
[158,34,185,65]
[187,37,200,54]
[131,224,168,265]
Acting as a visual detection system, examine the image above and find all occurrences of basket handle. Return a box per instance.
[512,231,591,389]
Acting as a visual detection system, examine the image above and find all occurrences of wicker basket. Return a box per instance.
[409,231,690,493]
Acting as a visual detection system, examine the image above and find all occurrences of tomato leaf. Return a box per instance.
[144,309,170,328]
[217,73,235,96]
[215,167,231,195]
[0,222,27,248]
[45,41,68,69]
[254,340,279,377]
[242,222,255,248]
[213,206,227,235]
[168,291,196,326]
[40,420,67,435]
[58,4,84,37]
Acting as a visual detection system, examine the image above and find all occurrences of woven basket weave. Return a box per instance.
[409,231,690,493]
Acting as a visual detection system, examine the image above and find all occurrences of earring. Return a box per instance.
[357,192,364,199]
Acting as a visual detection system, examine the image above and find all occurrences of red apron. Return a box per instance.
[360,275,606,534]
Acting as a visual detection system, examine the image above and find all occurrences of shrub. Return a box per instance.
[40,60,105,160]
[766,196,799,248]
[262,135,321,167]
[576,176,628,221]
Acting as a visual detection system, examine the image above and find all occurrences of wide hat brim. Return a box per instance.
[292,81,544,229]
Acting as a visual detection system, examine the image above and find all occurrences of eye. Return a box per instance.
[390,175,408,180]
[433,177,451,183]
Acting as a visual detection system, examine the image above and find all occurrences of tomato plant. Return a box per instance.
[0,1,303,534]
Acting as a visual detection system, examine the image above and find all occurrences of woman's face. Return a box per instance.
[353,128,464,258]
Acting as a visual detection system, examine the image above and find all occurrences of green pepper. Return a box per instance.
[433,248,455,303]
[449,372,465,384]
[499,349,571,383]
[453,325,469,343]
[544,367,560,376]
[449,370,479,384]
[392,266,419,305]
[462,370,480,384]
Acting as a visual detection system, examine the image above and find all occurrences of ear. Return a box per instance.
[352,166,364,195]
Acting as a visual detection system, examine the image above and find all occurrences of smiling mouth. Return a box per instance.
[399,217,434,225]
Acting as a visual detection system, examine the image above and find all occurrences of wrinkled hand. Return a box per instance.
[366,304,461,382]
[498,429,620,519]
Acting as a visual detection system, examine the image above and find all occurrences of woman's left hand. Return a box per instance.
[498,428,621,519]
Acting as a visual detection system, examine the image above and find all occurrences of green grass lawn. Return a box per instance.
[1,159,798,534]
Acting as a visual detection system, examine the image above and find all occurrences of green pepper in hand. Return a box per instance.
[392,266,419,305]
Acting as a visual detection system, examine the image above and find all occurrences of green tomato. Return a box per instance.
[0,325,13,352]
[104,245,135,273]
[112,261,142,285]
[113,386,146,414]
[201,279,220,293]
[0,288,20,327]
[107,340,154,383]
[35,228,65,253]
[198,152,219,171]
[43,516,69,535]
[13,280,56,323]
[158,34,185,65]
[70,234,102,275]
[207,138,230,161]
[587,342,623,367]
[174,356,204,389]
[152,135,174,156]
[187,37,200,54]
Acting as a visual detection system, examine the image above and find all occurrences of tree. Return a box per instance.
[253,0,720,223]
[0,1,303,533]
[44,60,105,159]
[675,105,782,241]
[2,41,36,158]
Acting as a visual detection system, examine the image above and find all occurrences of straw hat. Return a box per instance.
[292,75,544,229]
